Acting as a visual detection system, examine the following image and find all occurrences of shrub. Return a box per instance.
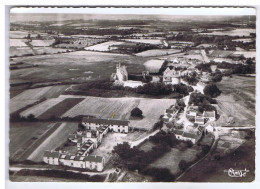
[179,160,189,171]
[131,107,143,117]
[203,84,222,98]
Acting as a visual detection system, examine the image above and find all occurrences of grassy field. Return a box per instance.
[62,97,139,120]
[84,41,124,51]
[130,98,176,130]
[37,98,84,119]
[11,85,69,100]
[9,99,39,114]
[20,98,66,118]
[199,28,255,37]
[216,75,255,127]
[10,51,148,83]
[10,39,28,47]
[9,122,54,161]
[29,40,55,47]
[123,39,162,45]
[135,49,181,57]
[138,140,155,152]
[148,146,199,175]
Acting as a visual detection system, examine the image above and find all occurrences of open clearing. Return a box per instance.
[84,41,124,51]
[10,100,39,114]
[216,75,255,127]
[149,147,199,175]
[135,49,181,57]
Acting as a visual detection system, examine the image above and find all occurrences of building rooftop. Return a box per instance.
[203,111,216,118]
[43,151,60,159]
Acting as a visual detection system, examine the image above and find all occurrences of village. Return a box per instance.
[42,57,221,173]
[9,13,256,182]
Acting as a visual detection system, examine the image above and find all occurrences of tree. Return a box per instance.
[131,107,143,117]
[203,84,221,98]
[179,160,188,171]
[27,114,36,122]
[78,123,85,130]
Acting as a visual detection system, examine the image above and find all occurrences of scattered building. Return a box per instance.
[203,111,216,122]
[43,151,105,171]
[82,117,129,133]
[195,116,205,125]
[163,67,181,85]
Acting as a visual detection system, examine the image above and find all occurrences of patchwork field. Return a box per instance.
[9,31,37,39]
[233,51,256,58]
[37,98,85,119]
[27,122,78,162]
[199,28,256,37]
[135,49,181,57]
[10,47,72,57]
[123,39,163,45]
[10,86,69,114]
[62,97,140,120]
[29,40,55,47]
[10,51,148,84]
[11,85,69,100]
[10,39,28,47]
[20,98,66,118]
[9,99,39,114]
[216,75,255,127]
[9,122,54,161]
[84,41,124,51]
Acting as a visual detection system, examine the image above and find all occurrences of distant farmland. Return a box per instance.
[136,49,181,57]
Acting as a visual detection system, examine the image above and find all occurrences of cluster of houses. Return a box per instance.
[43,117,130,171]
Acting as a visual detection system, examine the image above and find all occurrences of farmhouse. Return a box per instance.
[163,67,181,85]
[43,151,105,171]
[203,111,216,121]
[111,63,143,88]
[187,106,199,117]
[43,151,60,165]
[82,117,129,133]
[172,129,202,144]
[195,116,205,125]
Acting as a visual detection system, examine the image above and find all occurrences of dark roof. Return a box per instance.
[43,151,60,159]
[84,155,103,163]
[82,117,129,126]
[166,109,174,114]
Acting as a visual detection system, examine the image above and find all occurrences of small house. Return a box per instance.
[43,151,60,165]
[195,116,205,125]
[203,111,216,122]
